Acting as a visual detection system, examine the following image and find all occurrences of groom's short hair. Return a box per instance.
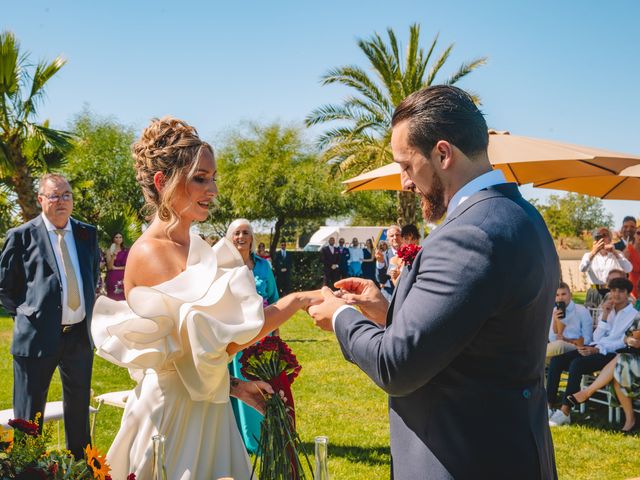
[391,85,488,160]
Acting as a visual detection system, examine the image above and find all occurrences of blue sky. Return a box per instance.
[4,0,640,227]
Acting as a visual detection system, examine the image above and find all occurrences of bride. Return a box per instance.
[91,116,320,479]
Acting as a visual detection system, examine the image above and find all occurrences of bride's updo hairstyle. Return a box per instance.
[132,116,213,229]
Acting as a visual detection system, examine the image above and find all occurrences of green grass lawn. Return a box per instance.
[1,308,639,479]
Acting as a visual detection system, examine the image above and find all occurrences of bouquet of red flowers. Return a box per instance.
[397,243,422,268]
[240,335,311,479]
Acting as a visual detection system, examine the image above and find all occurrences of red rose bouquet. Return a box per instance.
[397,243,422,268]
[240,335,311,479]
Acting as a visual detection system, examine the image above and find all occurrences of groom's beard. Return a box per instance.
[417,170,447,223]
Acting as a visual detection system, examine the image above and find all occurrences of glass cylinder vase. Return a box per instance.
[314,435,329,480]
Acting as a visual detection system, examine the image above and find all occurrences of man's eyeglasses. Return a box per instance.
[41,192,73,202]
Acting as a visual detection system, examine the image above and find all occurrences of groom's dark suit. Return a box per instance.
[335,184,558,479]
[0,215,99,458]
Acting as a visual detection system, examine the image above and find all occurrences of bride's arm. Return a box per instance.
[226,290,321,356]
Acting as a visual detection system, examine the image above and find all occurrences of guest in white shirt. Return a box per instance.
[580,227,632,307]
[547,283,593,359]
[548,277,636,426]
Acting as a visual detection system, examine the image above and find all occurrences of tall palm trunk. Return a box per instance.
[396,191,417,226]
[9,145,39,221]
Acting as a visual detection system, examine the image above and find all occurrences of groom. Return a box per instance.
[309,86,559,479]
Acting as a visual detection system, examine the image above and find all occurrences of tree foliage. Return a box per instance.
[213,123,349,254]
[61,110,143,242]
[0,31,74,220]
[306,23,487,225]
[532,193,613,238]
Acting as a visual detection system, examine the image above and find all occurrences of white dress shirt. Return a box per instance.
[41,213,86,325]
[579,251,632,286]
[446,169,507,218]
[548,301,593,344]
[591,303,637,354]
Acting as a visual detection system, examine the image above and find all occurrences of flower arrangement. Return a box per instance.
[397,243,422,268]
[240,335,311,479]
[0,414,114,480]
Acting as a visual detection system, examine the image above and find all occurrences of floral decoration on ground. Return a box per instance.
[0,413,121,480]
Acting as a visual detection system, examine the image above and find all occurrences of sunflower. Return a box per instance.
[85,444,111,480]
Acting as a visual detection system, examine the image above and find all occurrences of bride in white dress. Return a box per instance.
[91,116,320,480]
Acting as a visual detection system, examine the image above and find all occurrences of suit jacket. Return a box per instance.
[273,250,292,276]
[0,215,100,357]
[335,184,559,479]
[320,245,340,275]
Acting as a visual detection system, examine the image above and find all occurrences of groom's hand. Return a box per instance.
[308,287,346,332]
[335,277,389,326]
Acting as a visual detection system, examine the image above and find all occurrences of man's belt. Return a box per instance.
[61,319,85,334]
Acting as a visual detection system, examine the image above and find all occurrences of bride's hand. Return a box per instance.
[296,289,324,312]
[230,378,274,415]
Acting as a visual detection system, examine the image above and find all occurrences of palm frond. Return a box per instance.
[0,31,20,98]
[424,44,453,87]
[444,56,488,85]
[306,103,361,126]
[320,65,391,112]
[24,56,67,118]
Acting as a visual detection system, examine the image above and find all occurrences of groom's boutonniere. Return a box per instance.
[397,244,422,269]
[77,227,90,241]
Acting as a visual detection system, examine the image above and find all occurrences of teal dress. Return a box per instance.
[228,253,279,453]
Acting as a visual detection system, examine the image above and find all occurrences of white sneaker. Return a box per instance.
[549,409,570,426]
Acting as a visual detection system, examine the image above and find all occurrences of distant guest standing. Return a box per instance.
[347,237,363,277]
[337,237,350,279]
[320,237,340,288]
[226,219,279,453]
[0,173,100,460]
[274,241,293,296]
[105,232,128,301]
[361,239,377,285]
[256,242,271,263]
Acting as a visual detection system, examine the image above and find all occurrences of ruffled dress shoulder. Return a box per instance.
[92,235,264,480]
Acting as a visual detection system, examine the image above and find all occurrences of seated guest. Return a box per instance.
[548,277,636,426]
[563,309,640,432]
[580,227,632,308]
[547,282,593,359]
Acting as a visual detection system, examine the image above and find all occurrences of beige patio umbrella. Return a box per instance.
[342,131,640,192]
[532,164,640,200]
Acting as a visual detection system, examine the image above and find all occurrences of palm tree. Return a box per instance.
[0,31,73,221]
[306,23,487,225]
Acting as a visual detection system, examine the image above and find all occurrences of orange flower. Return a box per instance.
[85,444,111,480]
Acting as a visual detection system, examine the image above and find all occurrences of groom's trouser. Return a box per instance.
[546,349,615,406]
[13,323,93,459]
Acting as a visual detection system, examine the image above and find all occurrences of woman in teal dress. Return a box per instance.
[226,219,279,453]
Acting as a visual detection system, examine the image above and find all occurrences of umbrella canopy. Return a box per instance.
[488,130,640,184]
[342,131,640,193]
[533,164,640,200]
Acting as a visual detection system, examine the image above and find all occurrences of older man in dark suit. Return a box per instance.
[309,86,559,479]
[0,173,100,459]
[320,237,341,288]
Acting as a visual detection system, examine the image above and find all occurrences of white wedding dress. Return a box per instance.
[92,235,265,480]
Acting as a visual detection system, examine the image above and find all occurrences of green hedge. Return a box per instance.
[288,251,324,291]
